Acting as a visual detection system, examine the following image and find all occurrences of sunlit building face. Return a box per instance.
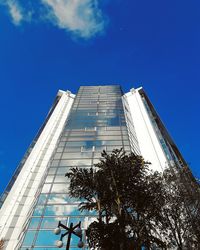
[0,85,185,249]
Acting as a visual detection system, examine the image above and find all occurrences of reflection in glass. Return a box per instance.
[48,168,56,174]
[70,233,81,246]
[21,86,132,249]
[54,175,67,183]
[47,194,82,204]
[41,217,68,229]
[59,159,92,166]
[37,194,48,205]
[51,183,69,193]
[22,230,36,246]
[28,217,41,229]
[45,175,54,183]
[41,184,51,193]
[35,230,60,246]
[33,205,45,216]
[44,205,95,216]
[56,167,70,174]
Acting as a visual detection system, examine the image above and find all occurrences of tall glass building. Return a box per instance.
[0,85,186,249]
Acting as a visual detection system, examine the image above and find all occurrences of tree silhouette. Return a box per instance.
[66,149,200,249]
[66,149,166,250]
[158,165,200,249]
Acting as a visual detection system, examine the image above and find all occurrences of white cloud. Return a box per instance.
[42,0,105,38]
[6,0,23,25]
[2,0,106,39]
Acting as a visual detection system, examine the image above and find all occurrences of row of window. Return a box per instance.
[72,99,123,103]
[55,146,131,154]
[60,136,129,142]
[47,166,98,175]
[64,126,129,132]
[57,140,130,147]
[66,122,126,129]
[28,216,98,230]
[67,116,125,122]
[62,130,128,136]
[71,106,124,111]
[33,204,96,216]
[22,229,88,248]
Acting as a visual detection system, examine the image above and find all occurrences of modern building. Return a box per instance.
[0,85,186,249]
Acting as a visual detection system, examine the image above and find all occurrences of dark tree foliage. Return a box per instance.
[66,149,166,250]
[158,165,200,249]
[66,149,200,250]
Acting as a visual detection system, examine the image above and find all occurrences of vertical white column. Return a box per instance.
[0,91,75,249]
[125,88,168,171]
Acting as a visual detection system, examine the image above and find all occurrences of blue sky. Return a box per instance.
[0,0,200,193]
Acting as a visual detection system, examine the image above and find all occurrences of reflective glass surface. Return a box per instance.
[21,85,133,249]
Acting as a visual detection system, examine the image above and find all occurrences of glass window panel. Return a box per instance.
[59,159,92,166]
[35,230,60,246]
[65,141,85,146]
[81,146,93,152]
[70,233,81,246]
[93,152,102,158]
[68,216,90,230]
[37,194,48,205]
[85,127,96,131]
[95,146,106,152]
[54,153,62,159]
[51,160,60,167]
[41,184,51,193]
[106,146,123,151]
[84,141,95,148]
[41,217,68,229]
[51,183,69,193]
[106,126,121,131]
[123,141,130,146]
[63,147,81,152]
[58,142,65,147]
[56,147,64,153]
[124,146,131,151]
[33,205,45,216]
[93,159,101,165]
[28,217,41,229]
[61,152,93,159]
[97,130,121,136]
[48,168,56,175]
[54,175,68,183]
[97,126,106,131]
[67,136,94,141]
[101,141,123,146]
[22,230,36,246]
[45,176,54,183]
[122,135,129,140]
[56,167,70,174]
[47,194,81,204]
[96,135,122,140]
[44,205,95,216]
[122,131,129,135]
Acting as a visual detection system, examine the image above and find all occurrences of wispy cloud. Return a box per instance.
[42,0,105,38]
[6,0,23,25]
[2,0,106,39]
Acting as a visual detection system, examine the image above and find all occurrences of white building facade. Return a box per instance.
[0,85,186,249]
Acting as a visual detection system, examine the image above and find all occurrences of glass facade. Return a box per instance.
[20,85,135,249]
